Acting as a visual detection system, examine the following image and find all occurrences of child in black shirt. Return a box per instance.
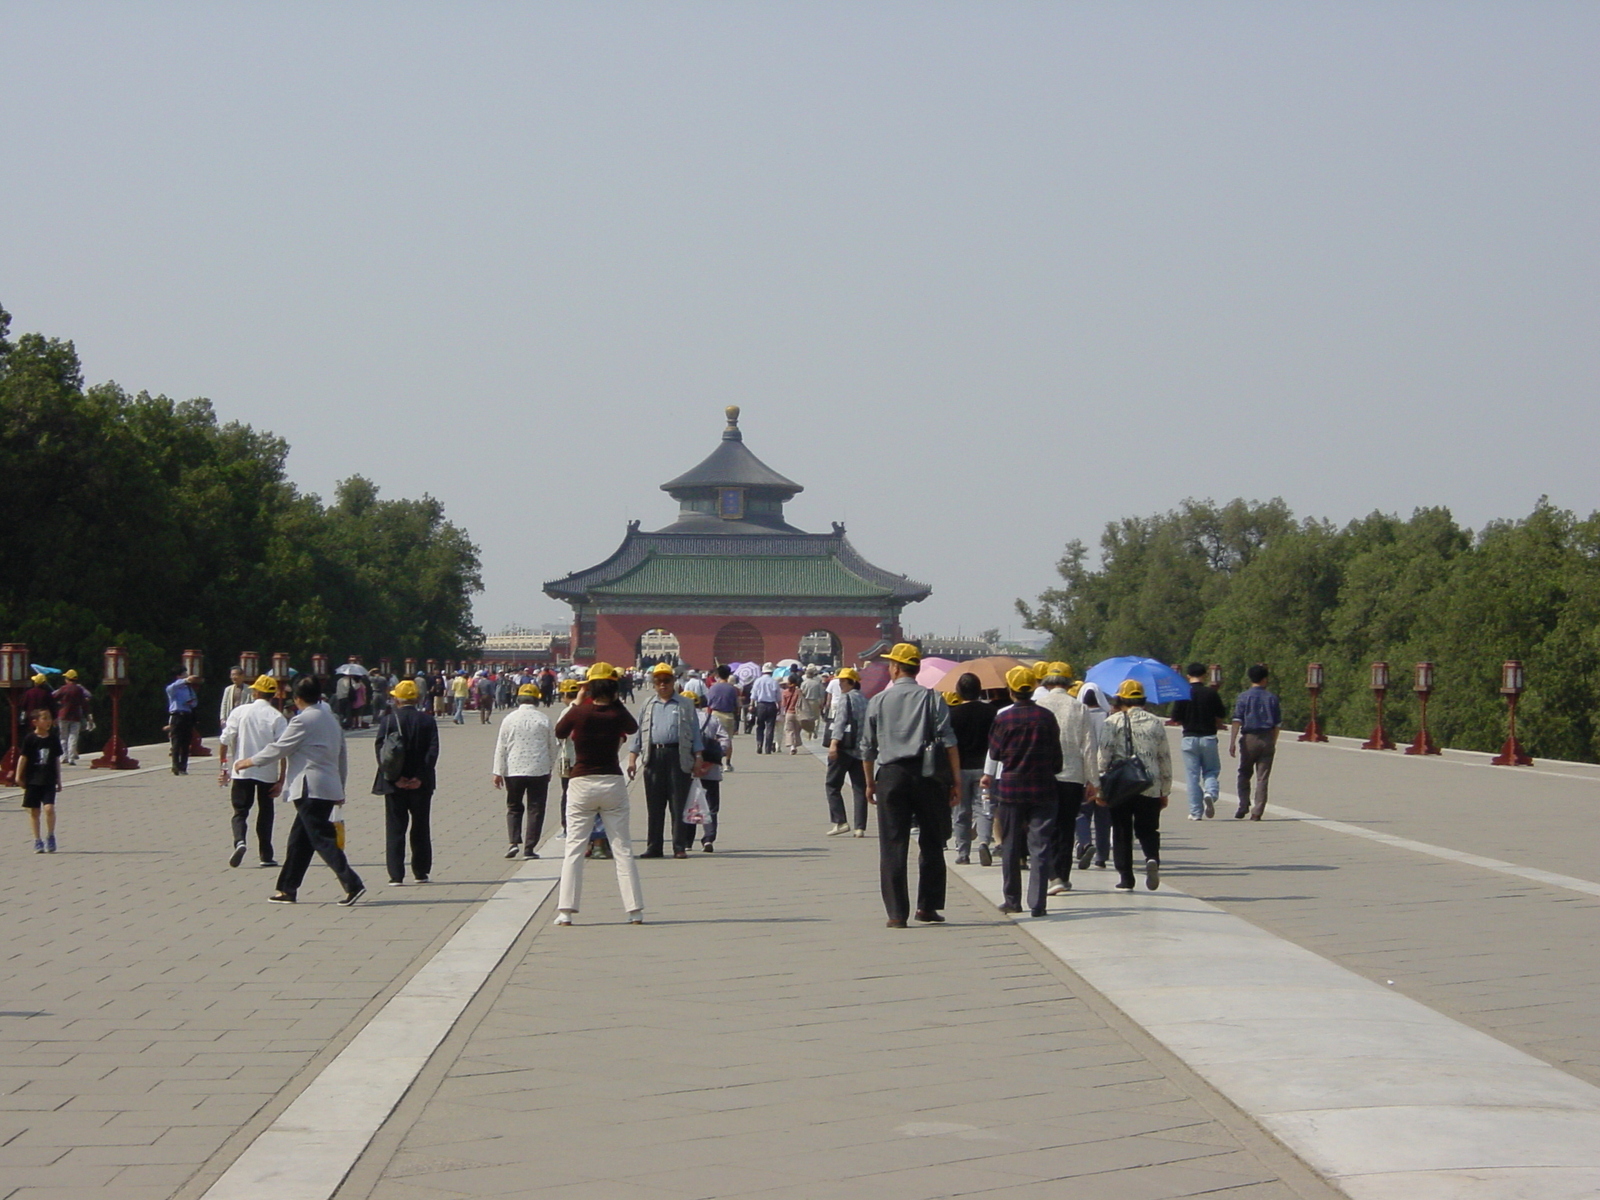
[20,708,62,852]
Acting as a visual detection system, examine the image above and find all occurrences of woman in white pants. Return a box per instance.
[551,664,644,925]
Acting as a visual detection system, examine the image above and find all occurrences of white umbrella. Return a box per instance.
[334,663,369,677]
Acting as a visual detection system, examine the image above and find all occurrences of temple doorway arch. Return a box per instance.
[799,629,842,667]
[713,621,765,666]
[636,628,680,669]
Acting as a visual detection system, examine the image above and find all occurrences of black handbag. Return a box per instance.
[1099,713,1153,808]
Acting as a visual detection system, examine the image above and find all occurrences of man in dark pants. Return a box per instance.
[982,667,1064,918]
[626,663,705,858]
[165,668,200,776]
[372,679,440,884]
[1097,680,1173,892]
[823,667,868,836]
[860,644,960,928]
[218,673,288,868]
[236,675,365,905]
[750,663,781,753]
[1229,664,1282,820]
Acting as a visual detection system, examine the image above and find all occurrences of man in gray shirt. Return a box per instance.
[860,644,961,928]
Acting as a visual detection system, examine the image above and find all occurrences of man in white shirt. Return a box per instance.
[1033,662,1099,896]
[218,674,288,868]
[749,664,782,754]
[493,683,560,859]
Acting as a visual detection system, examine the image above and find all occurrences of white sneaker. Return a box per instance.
[852,829,865,838]
[1047,880,1071,896]
[1186,814,1202,821]
[827,823,849,836]
[554,911,573,926]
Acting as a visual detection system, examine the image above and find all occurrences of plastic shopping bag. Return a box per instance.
[683,780,710,826]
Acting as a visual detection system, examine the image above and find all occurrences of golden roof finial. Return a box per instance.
[722,405,742,440]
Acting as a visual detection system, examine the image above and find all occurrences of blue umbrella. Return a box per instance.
[1085,656,1192,705]
[31,663,64,676]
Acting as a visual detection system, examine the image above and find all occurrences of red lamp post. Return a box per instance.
[404,657,417,678]
[1406,662,1442,755]
[91,646,140,770]
[1361,661,1396,749]
[271,652,291,709]
[1490,660,1533,766]
[1207,663,1223,690]
[1299,662,1329,742]
[0,642,29,786]
[240,651,260,681]
[182,649,213,757]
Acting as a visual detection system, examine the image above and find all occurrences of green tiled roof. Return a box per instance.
[590,555,892,599]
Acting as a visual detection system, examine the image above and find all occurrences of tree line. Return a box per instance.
[1017,497,1600,763]
[0,304,483,744]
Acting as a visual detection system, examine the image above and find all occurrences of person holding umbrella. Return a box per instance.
[1096,679,1172,892]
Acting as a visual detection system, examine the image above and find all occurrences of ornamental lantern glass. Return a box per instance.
[182,649,203,678]
[404,658,416,677]
[1370,661,1389,691]
[1414,662,1434,693]
[1207,663,1222,689]
[1306,662,1324,690]
[240,651,259,679]
[272,652,291,680]
[426,659,437,675]
[103,646,129,685]
[380,658,392,676]
[1501,660,1524,694]
[311,653,328,677]
[0,643,28,687]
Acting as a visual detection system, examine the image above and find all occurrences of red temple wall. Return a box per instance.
[591,611,895,668]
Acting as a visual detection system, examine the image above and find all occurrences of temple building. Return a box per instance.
[544,407,930,668]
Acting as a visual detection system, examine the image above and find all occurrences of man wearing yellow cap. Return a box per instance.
[627,663,706,858]
[218,675,289,868]
[1033,662,1098,896]
[1097,679,1172,891]
[859,644,960,927]
[493,683,560,859]
[371,678,441,885]
[52,670,92,766]
[980,667,1063,917]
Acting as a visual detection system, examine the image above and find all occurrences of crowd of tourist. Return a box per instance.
[11,650,1282,929]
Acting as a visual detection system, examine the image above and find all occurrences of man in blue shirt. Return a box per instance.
[166,667,201,776]
[1228,664,1282,820]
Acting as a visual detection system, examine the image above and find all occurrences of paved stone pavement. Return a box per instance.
[344,738,1332,1200]
[0,723,530,1200]
[1160,733,1600,1088]
[4,711,1597,1199]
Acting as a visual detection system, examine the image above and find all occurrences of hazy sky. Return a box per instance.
[4,2,1596,642]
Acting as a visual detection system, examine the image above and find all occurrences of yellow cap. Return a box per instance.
[65,669,79,680]
[391,679,420,701]
[559,678,581,693]
[943,691,963,706]
[587,662,619,681]
[251,674,280,694]
[649,662,676,677]
[517,683,540,697]
[1067,681,1083,697]
[1116,679,1146,702]
[1006,666,1037,693]
[836,667,860,682]
[31,674,45,685]
[882,643,921,667]
[1047,661,1072,680]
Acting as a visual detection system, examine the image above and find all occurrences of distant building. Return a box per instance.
[912,636,998,662]
[544,407,930,668]
[477,626,570,665]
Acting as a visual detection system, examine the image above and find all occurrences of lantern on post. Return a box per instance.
[426,659,437,676]
[1299,662,1329,742]
[180,649,213,757]
[1361,661,1396,749]
[1490,660,1533,766]
[1207,663,1223,690]
[239,651,259,680]
[404,657,417,678]
[0,642,31,786]
[90,646,140,771]
[311,653,328,680]
[380,658,392,677]
[1405,662,1442,755]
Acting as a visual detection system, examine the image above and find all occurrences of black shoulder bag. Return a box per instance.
[1099,713,1152,809]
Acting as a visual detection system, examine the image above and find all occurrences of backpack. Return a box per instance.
[379,710,408,782]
